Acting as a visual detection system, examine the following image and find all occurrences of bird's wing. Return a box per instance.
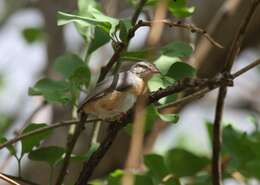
[78,71,136,111]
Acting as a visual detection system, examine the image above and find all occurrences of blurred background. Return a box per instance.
[0,0,260,185]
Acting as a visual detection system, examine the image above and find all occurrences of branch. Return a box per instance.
[0,119,99,150]
[74,57,260,184]
[0,173,40,185]
[19,101,47,133]
[131,0,148,25]
[233,59,260,78]
[55,114,87,185]
[135,19,223,48]
[212,1,260,185]
[98,0,149,82]
[0,173,20,185]
[158,58,260,110]
[75,121,128,185]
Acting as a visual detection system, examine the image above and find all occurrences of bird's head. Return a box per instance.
[130,61,160,80]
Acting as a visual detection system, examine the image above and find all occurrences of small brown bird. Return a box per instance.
[78,61,160,120]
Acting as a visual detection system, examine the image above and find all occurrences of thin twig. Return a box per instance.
[98,1,149,82]
[233,59,260,78]
[0,119,99,150]
[212,1,260,185]
[158,88,209,110]
[131,0,148,25]
[1,173,40,185]
[20,101,47,131]
[0,173,20,185]
[134,19,223,48]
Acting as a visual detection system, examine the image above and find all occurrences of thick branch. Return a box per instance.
[55,114,87,185]
[74,56,260,184]
[212,1,260,185]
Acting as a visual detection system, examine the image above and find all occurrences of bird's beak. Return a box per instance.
[152,67,161,74]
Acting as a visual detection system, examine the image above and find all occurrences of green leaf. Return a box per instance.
[54,54,85,79]
[154,55,180,75]
[71,142,100,162]
[165,148,209,177]
[21,123,52,155]
[144,154,168,179]
[135,174,154,185]
[166,62,196,80]
[244,160,260,179]
[121,50,151,61]
[118,19,131,43]
[148,75,176,104]
[168,0,195,18]
[88,27,110,55]
[145,0,158,6]
[58,7,119,36]
[223,125,255,169]
[164,177,181,185]
[161,42,193,58]
[78,0,97,15]
[28,146,65,166]
[22,27,43,43]
[108,169,123,185]
[148,75,166,92]
[157,113,179,123]
[29,78,71,104]
[192,174,211,185]
[69,67,91,86]
[0,137,16,156]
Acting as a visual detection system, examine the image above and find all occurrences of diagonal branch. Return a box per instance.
[0,173,40,185]
[133,19,223,48]
[55,114,87,185]
[0,173,20,185]
[74,56,260,184]
[212,1,260,185]
[98,0,148,82]
[131,0,148,25]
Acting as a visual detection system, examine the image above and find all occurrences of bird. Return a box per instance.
[78,61,160,120]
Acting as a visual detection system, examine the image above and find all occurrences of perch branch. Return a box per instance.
[74,56,260,184]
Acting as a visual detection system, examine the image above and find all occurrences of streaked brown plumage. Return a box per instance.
[78,61,159,119]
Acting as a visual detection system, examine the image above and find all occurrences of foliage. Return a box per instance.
[0,0,259,185]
